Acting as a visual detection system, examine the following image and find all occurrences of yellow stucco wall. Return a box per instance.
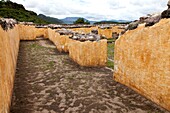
[98,28,113,39]
[114,19,170,111]
[35,28,48,39]
[70,27,98,34]
[112,26,124,34]
[48,28,73,53]
[0,25,20,113]
[98,26,124,39]
[0,24,109,113]
[18,24,36,40]
[69,39,107,67]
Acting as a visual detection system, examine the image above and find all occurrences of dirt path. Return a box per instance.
[10,39,168,113]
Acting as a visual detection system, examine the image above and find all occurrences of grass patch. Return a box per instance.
[107,60,114,69]
[29,43,44,49]
[107,41,115,69]
[107,43,115,60]
[46,61,55,69]
[107,38,116,43]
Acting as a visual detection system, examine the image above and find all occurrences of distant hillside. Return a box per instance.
[61,17,80,24]
[0,1,48,24]
[61,17,95,24]
[94,20,131,24]
[38,14,63,24]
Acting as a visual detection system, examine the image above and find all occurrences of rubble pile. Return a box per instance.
[70,33,101,42]
[99,25,112,29]
[0,18,17,30]
[48,24,93,29]
[55,28,102,42]
[124,1,170,32]
[161,0,170,18]
[56,29,75,35]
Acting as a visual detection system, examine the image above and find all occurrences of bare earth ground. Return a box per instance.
[10,39,168,113]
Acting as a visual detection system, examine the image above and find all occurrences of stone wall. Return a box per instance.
[71,27,98,34]
[0,25,20,113]
[0,24,108,113]
[48,28,73,53]
[112,26,124,34]
[18,24,36,40]
[48,28,108,66]
[55,35,71,53]
[98,26,124,39]
[98,28,112,38]
[35,28,48,39]
[69,39,107,67]
[114,19,170,111]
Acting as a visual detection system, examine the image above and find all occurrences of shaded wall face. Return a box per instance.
[114,19,170,111]
[0,25,20,113]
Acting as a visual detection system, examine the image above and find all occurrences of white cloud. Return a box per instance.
[10,0,168,21]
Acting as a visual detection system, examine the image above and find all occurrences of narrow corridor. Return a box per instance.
[10,39,167,113]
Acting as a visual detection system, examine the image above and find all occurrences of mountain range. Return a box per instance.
[38,14,63,24]
[39,15,130,24]
[0,1,131,24]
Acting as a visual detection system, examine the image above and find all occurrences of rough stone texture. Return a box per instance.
[112,26,124,34]
[98,26,123,39]
[69,39,107,67]
[114,19,170,111]
[56,35,72,52]
[71,27,98,34]
[162,9,170,18]
[47,28,71,52]
[18,24,36,40]
[0,25,20,113]
[47,28,56,43]
[19,25,49,40]
[35,28,48,39]
[98,28,113,39]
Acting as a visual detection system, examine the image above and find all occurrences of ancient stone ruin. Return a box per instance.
[0,1,170,112]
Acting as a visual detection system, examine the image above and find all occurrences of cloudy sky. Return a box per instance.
[11,0,168,21]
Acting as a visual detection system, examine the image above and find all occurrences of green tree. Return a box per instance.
[74,18,90,24]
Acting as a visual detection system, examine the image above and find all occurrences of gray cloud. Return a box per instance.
[11,0,168,21]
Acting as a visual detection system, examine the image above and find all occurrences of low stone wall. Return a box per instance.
[112,26,124,34]
[55,35,71,52]
[35,28,48,39]
[71,27,98,34]
[69,39,107,67]
[98,28,112,38]
[114,19,170,111]
[18,24,36,40]
[0,25,20,113]
[48,28,73,53]
[47,28,56,42]
[98,26,124,39]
